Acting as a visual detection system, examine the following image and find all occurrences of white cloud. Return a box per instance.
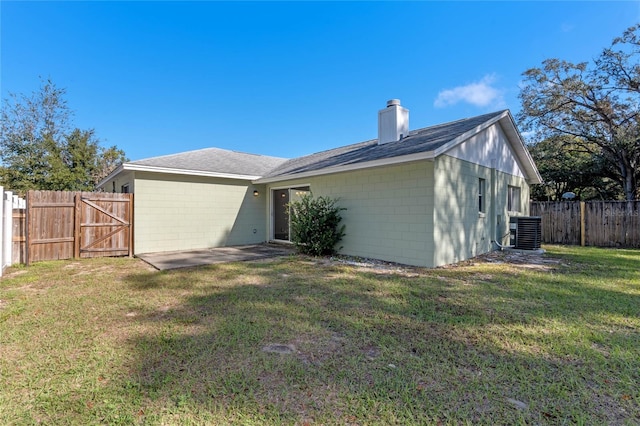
[434,74,505,109]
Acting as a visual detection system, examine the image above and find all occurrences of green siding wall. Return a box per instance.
[433,155,530,267]
[133,172,266,254]
[494,169,532,242]
[267,161,436,267]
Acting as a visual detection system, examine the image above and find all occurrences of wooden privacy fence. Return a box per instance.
[530,201,640,248]
[26,190,133,264]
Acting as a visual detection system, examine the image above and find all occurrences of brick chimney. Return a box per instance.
[378,99,409,144]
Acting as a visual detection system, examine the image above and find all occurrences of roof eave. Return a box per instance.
[97,164,125,188]
[253,150,436,184]
[432,110,509,158]
[499,113,543,184]
[98,163,261,185]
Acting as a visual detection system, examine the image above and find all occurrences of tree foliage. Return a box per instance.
[529,136,620,200]
[518,25,640,200]
[288,194,346,256]
[0,79,127,194]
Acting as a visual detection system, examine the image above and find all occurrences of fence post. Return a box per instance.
[74,194,81,259]
[2,189,14,274]
[580,201,586,247]
[25,191,31,266]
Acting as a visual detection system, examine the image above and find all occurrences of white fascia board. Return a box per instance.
[253,150,436,184]
[501,114,543,184]
[97,163,259,187]
[124,164,260,180]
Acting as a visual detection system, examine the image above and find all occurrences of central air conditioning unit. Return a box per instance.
[509,216,542,250]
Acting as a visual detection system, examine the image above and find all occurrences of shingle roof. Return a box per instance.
[262,110,507,179]
[102,108,540,187]
[129,147,288,177]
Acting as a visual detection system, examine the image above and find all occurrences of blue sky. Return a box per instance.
[2,1,639,162]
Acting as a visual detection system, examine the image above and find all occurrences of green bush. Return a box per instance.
[288,194,346,256]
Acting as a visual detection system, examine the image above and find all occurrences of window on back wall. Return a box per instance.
[478,178,486,213]
[508,186,521,212]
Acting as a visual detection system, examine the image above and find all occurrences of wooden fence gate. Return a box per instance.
[26,190,133,264]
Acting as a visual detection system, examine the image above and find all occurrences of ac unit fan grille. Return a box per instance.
[513,217,541,250]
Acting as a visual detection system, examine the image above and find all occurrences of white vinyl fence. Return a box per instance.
[1,186,26,277]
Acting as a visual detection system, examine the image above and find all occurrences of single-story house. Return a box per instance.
[98,100,541,267]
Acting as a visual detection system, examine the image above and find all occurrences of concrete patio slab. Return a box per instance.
[137,243,295,270]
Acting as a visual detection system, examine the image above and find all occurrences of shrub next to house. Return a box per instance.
[289,194,346,256]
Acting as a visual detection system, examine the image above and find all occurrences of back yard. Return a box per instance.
[0,246,638,425]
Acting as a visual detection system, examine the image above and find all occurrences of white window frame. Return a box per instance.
[478,178,486,214]
[508,185,521,212]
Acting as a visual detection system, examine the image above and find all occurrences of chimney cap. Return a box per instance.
[387,99,401,107]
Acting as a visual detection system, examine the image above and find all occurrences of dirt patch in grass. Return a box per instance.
[478,249,566,271]
[1,269,28,279]
[326,249,563,274]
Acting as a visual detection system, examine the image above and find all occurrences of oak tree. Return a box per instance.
[519,25,640,200]
[528,135,619,200]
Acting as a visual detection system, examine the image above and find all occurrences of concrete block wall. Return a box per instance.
[494,169,532,241]
[133,172,266,254]
[268,160,436,267]
[433,155,531,267]
[433,155,491,267]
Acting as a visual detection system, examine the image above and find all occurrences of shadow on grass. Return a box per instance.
[116,253,639,424]
[546,246,640,280]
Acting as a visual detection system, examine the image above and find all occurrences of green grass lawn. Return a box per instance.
[0,246,638,425]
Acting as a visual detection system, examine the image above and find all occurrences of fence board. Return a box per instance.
[530,201,640,248]
[530,201,581,245]
[585,201,640,247]
[12,209,26,265]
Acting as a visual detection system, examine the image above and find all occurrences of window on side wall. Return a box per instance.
[508,186,521,212]
[121,184,130,194]
[478,178,486,213]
